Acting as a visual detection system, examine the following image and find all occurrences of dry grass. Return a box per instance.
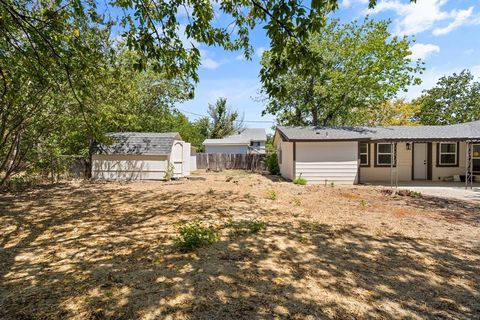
[1,170,479,319]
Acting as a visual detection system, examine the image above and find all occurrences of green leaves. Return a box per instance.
[414,70,480,125]
[260,17,423,126]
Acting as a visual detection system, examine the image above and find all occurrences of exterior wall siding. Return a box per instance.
[204,145,249,154]
[360,142,412,182]
[360,141,468,182]
[92,154,169,180]
[432,142,466,181]
[279,141,294,181]
[295,141,359,185]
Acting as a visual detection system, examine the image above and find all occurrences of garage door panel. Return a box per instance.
[295,142,359,185]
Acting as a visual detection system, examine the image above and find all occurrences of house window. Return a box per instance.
[277,149,282,165]
[359,143,369,166]
[376,143,394,166]
[438,142,458,166]
[251,141,261,147]
[473,144,480,173]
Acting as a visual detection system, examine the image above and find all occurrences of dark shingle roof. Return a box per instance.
[277,120,480,141]
[93,132,182,155]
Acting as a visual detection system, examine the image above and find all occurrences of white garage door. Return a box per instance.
[295,141,359,185]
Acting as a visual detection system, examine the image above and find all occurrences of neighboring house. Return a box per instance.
[92,132,194,180]
[203,128,267,154]
[274,121,480,185]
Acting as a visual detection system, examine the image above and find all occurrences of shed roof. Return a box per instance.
[93,132,182,155]
[203,128,267,145]
[277,120,480,142]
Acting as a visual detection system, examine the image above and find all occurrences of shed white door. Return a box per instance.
[413,143,427,180]
[171,141,184,177]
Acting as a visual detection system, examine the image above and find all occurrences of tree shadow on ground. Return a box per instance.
[0,183,479,319]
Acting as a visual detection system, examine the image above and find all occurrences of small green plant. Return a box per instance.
[266,152,280,175]
[266,189,277,200]
[359,200,367,208]
[164,163,175,181]
[206,188,215,195]
[409,191,422,198]
[330,181,335,188]
[293,177,307,185]
[225,218,267,236]
[174,222,219,252]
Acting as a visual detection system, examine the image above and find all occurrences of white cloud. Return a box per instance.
[368,0,480,36]
[341,0,368,8]
[201,58,222,70]
[255,47,267,58]
[409,43,440,60]
[433,7,474,35]
[199,48,228,70]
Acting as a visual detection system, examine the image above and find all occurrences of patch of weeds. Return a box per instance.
[293,177,307,185]
[104,290,113,298]
[174,222,219,252]
[266,189,277,200]
[409,191,422,198]
[225,218,267,236]
[297,235,310,244]
[330,181,335,188]
[359,199,368,208]
[292,197,301,206]
[206,188,215,195]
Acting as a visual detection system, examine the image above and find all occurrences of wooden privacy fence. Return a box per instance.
[196,153,267,172]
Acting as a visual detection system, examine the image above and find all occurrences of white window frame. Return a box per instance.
[376,143,393,166]
[438,142,457,166]
[277,148,282,165]
[359,143,369,166]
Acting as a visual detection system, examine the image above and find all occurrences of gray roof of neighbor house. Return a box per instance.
[276,120,480,142]
[203,128,267,145]
[93,132,182,155]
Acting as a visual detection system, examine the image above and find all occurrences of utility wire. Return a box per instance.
[177,108,275,124]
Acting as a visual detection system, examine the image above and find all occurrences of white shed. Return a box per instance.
[92,132,192,180]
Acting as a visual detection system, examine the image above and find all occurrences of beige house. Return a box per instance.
[92,132,193,180]
[203,128,267,154]
[274,121,480,185]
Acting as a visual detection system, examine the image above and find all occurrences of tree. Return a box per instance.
[206,98,243,139]
[369,99,419,126]
[260,18,423,126]
[1,0,417,85]
[414,70,480,125]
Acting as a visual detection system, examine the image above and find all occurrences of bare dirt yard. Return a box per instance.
[1,170,479,320]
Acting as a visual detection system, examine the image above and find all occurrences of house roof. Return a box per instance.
[93,132,182,155]
[277,120,480,142]
[203,128,267,145]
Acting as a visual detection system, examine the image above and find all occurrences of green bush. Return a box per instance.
[225,218,267,236]
[174,222,219,252]
[266,153,280,175]
[293,177,307,185]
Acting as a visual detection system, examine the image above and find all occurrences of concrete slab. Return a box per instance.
[366,182,480,203]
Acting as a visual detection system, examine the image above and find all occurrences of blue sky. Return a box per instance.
[176,0,480,132]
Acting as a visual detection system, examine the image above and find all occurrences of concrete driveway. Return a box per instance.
[368,182,480,203]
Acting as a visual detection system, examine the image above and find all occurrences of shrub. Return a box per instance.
[266,153,280,175]
[293,177,307,185]
[225,218,267,236]
[174,222,219,252]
